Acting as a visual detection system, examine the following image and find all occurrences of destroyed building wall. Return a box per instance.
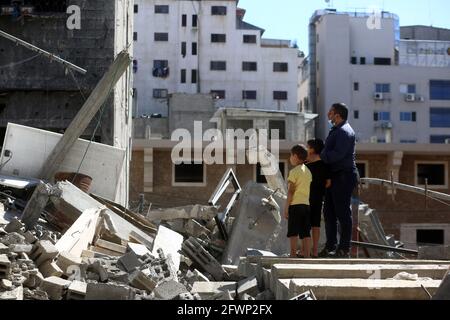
[357,153,450,244]
[0,0,133,205]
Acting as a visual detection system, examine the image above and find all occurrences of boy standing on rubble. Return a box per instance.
[306,139,332,258]
[284,144,313,258]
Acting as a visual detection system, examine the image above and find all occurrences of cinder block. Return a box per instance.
[39,260,64,278]
[85,282,136,300]
[29,241,59,267]
[237,276,259,299]
[40,276,71,300]
[128,269,158,292]
[67,280,87,300]
[153,280,188,300]
[9,244,33,254]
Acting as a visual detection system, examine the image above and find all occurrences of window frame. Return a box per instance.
[211,33,226,43]
[210,61,227,71]
[242,61,258,72]
[273,91,288,101]
[211,6,227,15]
[242,90,257,100]
[254,160,288,184]
[153,88,168,99]
[414,161,449,189]
[273,62,288,72]
[243,34,257,44]
[154,32,169,42]
[154,5,169,14]
[430,107,450,128]
[211,90,226,99]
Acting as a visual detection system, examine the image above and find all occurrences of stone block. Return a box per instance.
[128,269,158,292]
[55,251,82,276]
[85,282,136,300]
[40,276,71,300]
[9,244,33,254]
[67,280,87,300]
[29,241,59,267]
[39,260,64,278]
[153,280,188,300]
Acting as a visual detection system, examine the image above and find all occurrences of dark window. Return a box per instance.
[354,82,359,91]
[242,61,257,71]
[174,163,204,184]
[152,60,169,77]
[417,163,446,186]
[192,15,198,27]
[210,61,227,71]
[211,34,226,43]
[373,111,390,121]
[242,90,257,100]
[243,35,257,43]
[400,112,416,122]
[374,57,391,65]
[182,14,187,27]
[354,110,359,119]
[351,57,357,64]
[153,60,168,69]
[356,163,366,178]
[133,32,138,41]
[155,5,169,14]
[256,162,286,183]
[430,108,450,128]
[408,84,416,94]
[134,4,138,13]
[133,60,138,73]
[269,120,286,140]
[181,42,186,57]
[430,135,450,144]
[430,80,450,100]
[273,91,288,100]
[211,90,226,99]
[416,229,444,246]
[191,70,198,84]
[153,89,168,99]
[360,57,366,65]
[181,69,186,83]
[192,42,198,55]
[154,33,169,41]
[273,62,288,72]
[211,6,227,15]
[376,83,391,93]
[226,119,253,131]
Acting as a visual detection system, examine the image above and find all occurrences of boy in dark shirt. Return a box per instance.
[306,139,331,257]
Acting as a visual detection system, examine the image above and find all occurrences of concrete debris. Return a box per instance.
[432,269,450,300]
[237,276,260,299]
[153,280,188,300]
[146,205,218,222]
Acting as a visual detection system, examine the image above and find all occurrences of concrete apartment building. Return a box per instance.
[133,0,303,117]
[0,0,134,204]
[297,9,450,248]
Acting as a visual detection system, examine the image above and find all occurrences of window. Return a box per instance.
[154,33,169,41]
[173,163,205,186]
[152,60,169,77]
[356,162,368,178]
[360,57,366,65]
[353,82,359,91]
[133,60,138,73]
[256,162,286,183]
[155,5,169,14]
[273,91,288,100]
[400,139,417,144]
[373,111,390,121]
[153,89,168,99]
[416,162,448,187]
[430,135,450,144]
[351,57,357,64]
[191,69,197,84]
[211,6,227,15]
[192,15,198,27]
[408,84,416,94]
[242,90,257,100]
[133,32,138,41]
[430,108,450,128]
[400,84,417,94]
[192,42,197,55]
[354,110,359,119]
[210,61,227,71]
[211,90,226,99]
[377,138,386,143]
[430,80,450,100]
[211,34,226,43]
[134,4,138,13]
[242,61,257,71]
[182,14,187,27]
[400,112,416,122]
[375,83,390,93]
[374,57,391,65]
[180,69,186,84]
[243,35,257,44]
[181,42,186,57]
[226,119,253,131]
[416,229,444,246]
[269,120,286,140]
[273,62,288,72]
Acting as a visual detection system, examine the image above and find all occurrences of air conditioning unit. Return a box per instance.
[405,93,416,102]
[417,95,425,102]
[373,92,384,100]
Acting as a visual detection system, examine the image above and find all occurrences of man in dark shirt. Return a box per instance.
[319,103,358,258]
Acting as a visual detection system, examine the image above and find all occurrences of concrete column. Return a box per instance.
[143,148,154,193]
[387,151,403,195]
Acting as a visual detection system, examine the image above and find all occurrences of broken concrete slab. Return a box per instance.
[274,279,291,300]
[146,205,218,222]
[55,251,82,276]
[39,260,64,278]
[29,240,59,267]
[237,276,259,299]
[40,276,71,300]
[8,244,33,254]
[85,282,136,300]
[67,280,87,300]
[129,269,158,292]
[118,251,142,273]
[0,285,23,300]
[191,281,237,300]
[153,280,188,300]
[288,278,442,300]
[151,225,183,271]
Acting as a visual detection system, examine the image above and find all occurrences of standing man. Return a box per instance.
[319,103,358,258]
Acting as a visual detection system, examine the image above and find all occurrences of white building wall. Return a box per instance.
[134,0,300,117]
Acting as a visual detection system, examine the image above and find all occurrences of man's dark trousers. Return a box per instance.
[323,170,358,252]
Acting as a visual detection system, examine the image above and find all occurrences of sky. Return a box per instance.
[238,0,450,54]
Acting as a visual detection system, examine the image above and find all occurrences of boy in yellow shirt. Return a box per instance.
[284,144,313,258]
